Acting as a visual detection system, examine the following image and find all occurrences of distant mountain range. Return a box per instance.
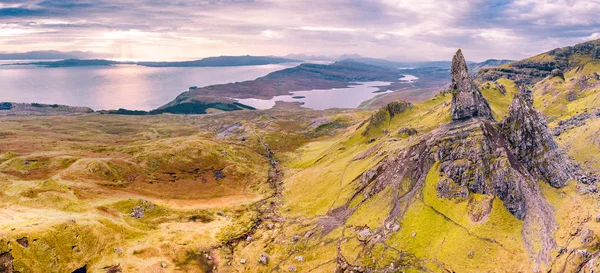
[284,53,513,71]
[134,56,301,67]
[6,56,301,68]
[345,56,513,71]
[4,51,511,71]
[0,50,112,60]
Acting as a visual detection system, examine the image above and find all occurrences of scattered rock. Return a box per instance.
[449,49,494,121]
[304,230,314,239]
[552,109,600,136]
[550,68,565,80]
[291,234,300,243]
[258,253,269,265]
[216,123,243,139]
[130,206,145,219]
[578,249,591,258]
[358,227,372,241]
[214,170,224,180]
[468,251,474,259]
[240,259,247,264]
[398,128,418,136]
[579,174,598,185]
[288,265,297,272]
[595,213,600,222]
[160,262,167,268]
[246,236,253,242]
[309,117,331,129]
[411,232,417,238]
[567,90,578,101]
[266,223,274,230]
[113,247,123,255]
[558,247,567,256]
[581,228,596,244]
[494,82,507,95]
[294,256,304,262]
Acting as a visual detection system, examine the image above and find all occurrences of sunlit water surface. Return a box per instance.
[0,62,299,110]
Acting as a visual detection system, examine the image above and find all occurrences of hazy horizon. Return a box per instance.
[2,0,600,62]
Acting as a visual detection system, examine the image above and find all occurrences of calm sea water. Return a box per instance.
[0,62,299,110]
[237,81,392,110]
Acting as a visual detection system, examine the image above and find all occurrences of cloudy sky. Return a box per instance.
[1,0,600,61]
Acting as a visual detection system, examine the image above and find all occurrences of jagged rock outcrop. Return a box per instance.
[340,116,557,269]
[334,50,583,272]
[362,100,412,135]
[450,50,494,120]
[434,120,527,218]
[501,86,575,187]
[432,119,527,219]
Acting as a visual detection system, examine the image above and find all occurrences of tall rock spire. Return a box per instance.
[450,49,494,120]
[501,85,575,187]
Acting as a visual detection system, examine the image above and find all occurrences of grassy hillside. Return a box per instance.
[2,40,600,273]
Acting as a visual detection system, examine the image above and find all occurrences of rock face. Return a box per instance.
[501,86,575,187]
[362,100,412,135]
[335,50,583,271]
[0,252,14,273]
[434,120,528,218]
[450,49,494,120]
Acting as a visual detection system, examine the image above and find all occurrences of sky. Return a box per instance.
[1,0,600,62]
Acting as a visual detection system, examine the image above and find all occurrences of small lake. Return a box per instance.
[399,74,419,82]
[237,81,391,110]
[0,62,299,110]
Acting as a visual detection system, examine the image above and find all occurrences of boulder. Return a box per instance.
[258,253,269,265]
[131,206,145,219]
[550,68,565,80]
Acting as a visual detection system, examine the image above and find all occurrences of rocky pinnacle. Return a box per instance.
[501,86,575,187]
[450,49,494,120]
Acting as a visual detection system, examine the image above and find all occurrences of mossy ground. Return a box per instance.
[0,108,367,272]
